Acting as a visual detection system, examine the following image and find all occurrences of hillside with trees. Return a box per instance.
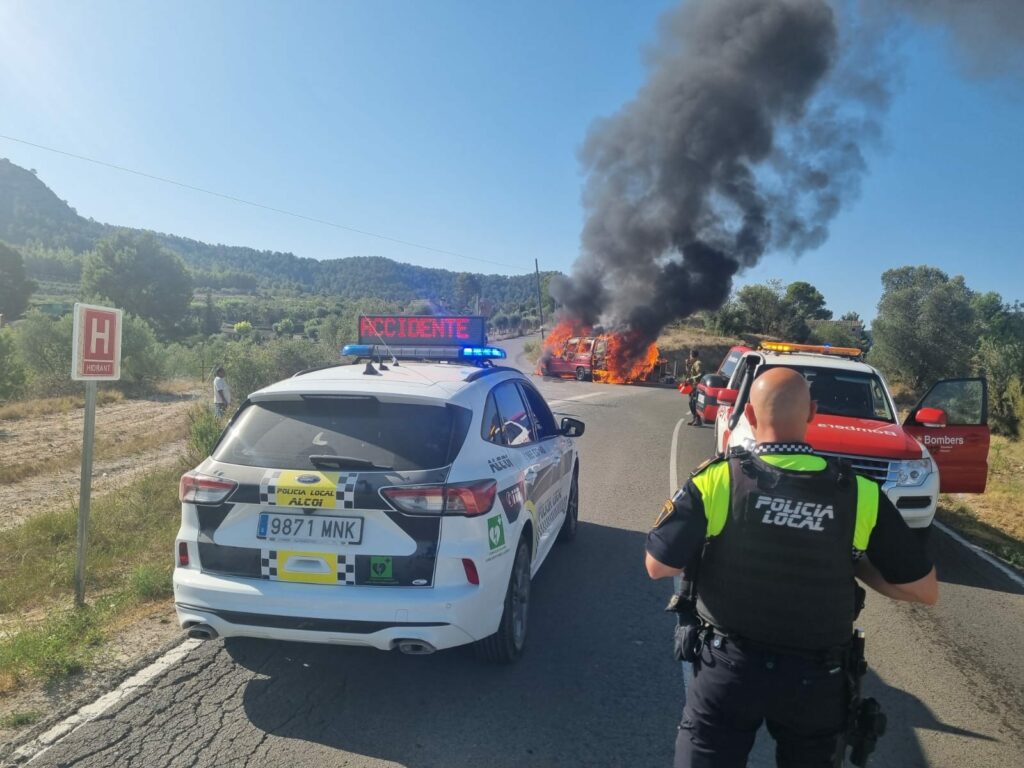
[0,158,556,310]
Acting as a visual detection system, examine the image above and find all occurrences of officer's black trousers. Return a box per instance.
[675,635,846,768]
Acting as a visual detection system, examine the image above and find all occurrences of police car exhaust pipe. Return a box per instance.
[186,623,218,641]
[396,639,436,655]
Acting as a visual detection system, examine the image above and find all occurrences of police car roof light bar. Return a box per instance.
[341,343,506,364]
[760,341,862,358]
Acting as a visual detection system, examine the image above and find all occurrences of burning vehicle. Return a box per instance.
[537,320,667,384]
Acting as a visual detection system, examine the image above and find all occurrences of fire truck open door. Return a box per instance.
[904,378,990,493]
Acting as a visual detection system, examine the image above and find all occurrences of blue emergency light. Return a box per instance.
[342,344,373,357]
[460,346,506,360]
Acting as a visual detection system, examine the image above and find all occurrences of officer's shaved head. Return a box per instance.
[745,367,816,444]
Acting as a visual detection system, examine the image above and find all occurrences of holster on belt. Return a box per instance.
[666,576,704,663]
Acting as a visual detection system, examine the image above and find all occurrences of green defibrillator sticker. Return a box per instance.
[369,555,393,580]
[487,515,506,551]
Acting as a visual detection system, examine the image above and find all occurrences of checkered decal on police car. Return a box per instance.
[336,475,357,509]
[259,471,282,505]
[261,550,278,579]
[337,554,356,585]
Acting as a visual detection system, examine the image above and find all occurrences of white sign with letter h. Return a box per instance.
[72,302,123,381]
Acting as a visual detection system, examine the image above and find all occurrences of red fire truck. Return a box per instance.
[713,342,990,531]
[688,344,752,422]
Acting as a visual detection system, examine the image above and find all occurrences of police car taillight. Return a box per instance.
[179,472,237,504]
[444,480,497,516]
[381,480,496,516]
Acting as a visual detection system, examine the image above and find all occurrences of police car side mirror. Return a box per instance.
[718,389,738,406]
[560,417,585,437]
[914,407,947,428]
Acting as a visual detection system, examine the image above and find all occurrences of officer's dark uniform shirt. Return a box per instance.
[647,442,932,591]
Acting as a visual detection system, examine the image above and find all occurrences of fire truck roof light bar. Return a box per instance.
[341,344,506,362]
[760,342,862,358]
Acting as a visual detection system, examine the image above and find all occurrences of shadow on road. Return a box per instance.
[231,521,681,767]
[931,527,1024,596]
[861,667,998,768]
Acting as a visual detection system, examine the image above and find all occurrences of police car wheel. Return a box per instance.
[557,470,579,543]
[476,537,531,664]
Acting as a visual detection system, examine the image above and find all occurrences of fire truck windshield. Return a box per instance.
[759,365,895,423]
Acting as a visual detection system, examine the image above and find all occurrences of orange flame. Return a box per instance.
[598,330,661,384]
[538,318,660,384]
[541,318,584,358]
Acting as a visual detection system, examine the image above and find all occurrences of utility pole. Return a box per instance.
[535,258,545,340]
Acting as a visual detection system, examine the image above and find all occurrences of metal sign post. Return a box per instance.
[74,380,98,606]
[71,303,123,607]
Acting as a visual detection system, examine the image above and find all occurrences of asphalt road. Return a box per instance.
[17,337,1024,767]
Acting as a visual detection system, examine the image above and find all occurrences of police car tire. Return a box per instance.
[557,470,579,543]
[475,537,531,664]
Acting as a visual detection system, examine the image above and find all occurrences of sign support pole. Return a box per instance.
[74,380,98,607]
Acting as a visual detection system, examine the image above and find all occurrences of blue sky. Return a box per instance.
[0,0,1020,323]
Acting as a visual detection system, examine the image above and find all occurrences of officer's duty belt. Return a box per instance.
[706,627,849,667]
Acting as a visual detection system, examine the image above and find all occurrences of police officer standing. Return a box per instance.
[646,367,937,767]
[685,350,703,426]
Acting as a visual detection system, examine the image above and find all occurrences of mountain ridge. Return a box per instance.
[0,157,555,307]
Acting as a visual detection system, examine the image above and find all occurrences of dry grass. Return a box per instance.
[0,464,183,690]
[0,390,124,421]
[655,324,756,371]
[155,377,204,396]
[938,435,1024,568]
[0,421,188,485]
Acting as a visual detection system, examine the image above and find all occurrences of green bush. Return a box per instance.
[129,563,173,601]
[14,310,75,395]
[11,311,164,397]
[119,315,165,393]
[0,606,105,684]
[161,337,229,381]
[187,404,224,465]
[222,337,335,401]
[0,328,26,401]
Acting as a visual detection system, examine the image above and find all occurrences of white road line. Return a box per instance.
[669,417,687,496]
[547,391,613,404]
[18,639,202,764]
[933,520,1024,590]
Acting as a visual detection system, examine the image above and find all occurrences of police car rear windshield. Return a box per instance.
[759,366,895,422]
[213,396,471,471]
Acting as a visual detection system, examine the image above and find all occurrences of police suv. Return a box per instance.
[174,316,584,663]
[713,343,991,531]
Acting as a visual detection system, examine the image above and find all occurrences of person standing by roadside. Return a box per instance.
[685,350,703,426]
[213,366,231,418]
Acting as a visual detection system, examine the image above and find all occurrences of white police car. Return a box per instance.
[174,320,583,663]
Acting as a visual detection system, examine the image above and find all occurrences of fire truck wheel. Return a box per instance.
[575,367,588,381]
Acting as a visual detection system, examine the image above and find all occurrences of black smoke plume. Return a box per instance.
[551,0,885,348]
[884,0,1024,78]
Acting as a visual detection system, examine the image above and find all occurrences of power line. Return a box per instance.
[0,133,529,273]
